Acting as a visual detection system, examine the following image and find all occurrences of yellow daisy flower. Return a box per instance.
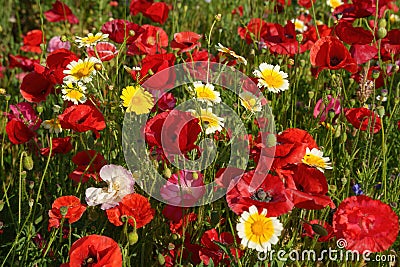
[239,91,262,112]
[253,63,289,93]
[302,147,333,173]
[75,32,109,48]
[192,81,221,104]
[61,81,87,104]
[42,118,62,134]
[236,205,283,252]
[120,85,154,115]
[190,108,224,134]
[63,57,101,83]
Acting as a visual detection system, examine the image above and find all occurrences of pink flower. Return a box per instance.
[47,36,71,52]
[160,170,205,206]
[7,102,41,131]
[313,95,341,122]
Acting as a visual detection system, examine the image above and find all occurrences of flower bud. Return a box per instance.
[378,18,387,28]
[372,70,380,79]
[61,35,67,42]
[0,88,5,95]
[215,14,222,21]
[163,168,172,178]
[36,105,44,114]
[296,33,303,42]
[377,106,385,117]
[23,155,34,171]
[5,94,11,101]
[311,224,328,236]
[29,199,34,208]
[308,91,314,99]
[29,180,34,190]
[94,63,102,71]
[129,30,136,37]
[158,253,166,265]
[266,133,277,147]
[128,230,139,245]
[192,172,199,180]
[377,27,387,39]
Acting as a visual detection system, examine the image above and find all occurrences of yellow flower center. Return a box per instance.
[147,36,156,46]
[65,89,84,101]
[71,62,95,80]
[261,69,284,89]
[302,154,326,169]
[245,214,275,243]
[200,114,219,127]
[82,35,102,45]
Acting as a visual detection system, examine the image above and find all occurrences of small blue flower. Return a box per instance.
[351,184,363,195]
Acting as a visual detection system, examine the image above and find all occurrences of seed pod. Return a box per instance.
[23,155,34,171]
[163,168,172,178]
[60,206,68,217]
[94,63,102,71]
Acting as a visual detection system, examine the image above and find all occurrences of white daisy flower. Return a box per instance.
[302,147,333,173]
[253,63,289,93]
[236,205,283,252]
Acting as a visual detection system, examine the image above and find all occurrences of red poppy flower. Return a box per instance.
[48,196,86,229]
[301,24,333,52]
[6,119,35,145]
[144,110,201,159]
[69,150,107,183]
[298,0,316,8]
[310,36,357,77]
[335,21,374,45]
[350,44,378,64]
[215,167,245,189]
[131,53,176,90]
[333,195,399,253]
[171,32,202,53]
[238,18,267,44]
[168,213,197,235]
[345,107,381,134]
[67,235,122,267]
[282,164,335,210]
[143,2,170,24]
[381,29,400,55]
[40,136,73,156]
[199,229,243,266]
[162,204,184,223]
[44,0,79,24]
[106,193,155,229]
[151,92,176,113]
[9,55,39,72]
[130,0,170,24]
[58,104,106,138]
[261,21,299,55]
[36,48,78,85]
[87,42,118,61]
[231,6,244,16]
[129,0,153,15]
[255,128,318,171]
[20,71,53,103]
[302,220,334,242]
[226,171,294,217]
[20,29,44,54]
[101,19,143,44]
[127,24,168,55]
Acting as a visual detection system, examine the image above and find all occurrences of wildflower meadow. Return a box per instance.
[0,0,400,266]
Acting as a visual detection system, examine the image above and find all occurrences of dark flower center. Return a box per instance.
[251,188,273,202]
[330,56,342,66]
